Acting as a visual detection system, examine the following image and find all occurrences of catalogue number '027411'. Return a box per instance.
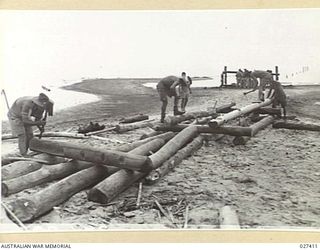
[300,244,318,248]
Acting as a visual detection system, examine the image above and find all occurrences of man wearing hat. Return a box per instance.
[7,93,53,156]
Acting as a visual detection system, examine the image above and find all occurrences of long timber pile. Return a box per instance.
[2,100,319,228]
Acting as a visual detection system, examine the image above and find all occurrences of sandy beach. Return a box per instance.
[1,78,320,230]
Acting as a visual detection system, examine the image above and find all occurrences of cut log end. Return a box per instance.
[88,188,109,204]
[1,183,9,197]
[208,121,219,128]
[7,199,37,223]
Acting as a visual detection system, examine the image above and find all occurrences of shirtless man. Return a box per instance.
[243,70,273,101]
[266,80,287,118]
[179,76,192,112]
[156,73,186,122]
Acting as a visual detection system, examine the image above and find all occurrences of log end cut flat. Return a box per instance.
[7,198,37,223]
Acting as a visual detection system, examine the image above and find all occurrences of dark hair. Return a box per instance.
[181,72,186,76]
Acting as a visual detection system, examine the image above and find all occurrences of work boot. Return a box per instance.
[160,113,165,123]
[173,106,185,116]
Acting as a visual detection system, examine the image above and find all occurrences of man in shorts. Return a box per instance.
[179,76,192,112]
[157,73,186,122]
[266,80,287,118]
[7,93,53,156]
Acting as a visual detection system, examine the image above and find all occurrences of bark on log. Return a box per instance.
[140,130,163,140]
[209,99,273,128]
[273,121,320,131]
[2,132,88,141]
[2,161,43,181]
[33,154,67,165]
[164,102,236,126]
[7,166,110,222]
[117,132,175,152]
[145,136,204,184]
[88,137,170,204]
[233,115,275,145]
[219,206,240,229]
[119,114,149,124]
[148,126,199,169]
[2,161,119,197]
[255,107,281,117]
[155,124,252,136]
[115,120,156,133]
[29,138,152,172]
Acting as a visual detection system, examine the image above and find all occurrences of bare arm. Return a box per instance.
[170,79,180,89]
[21,104,45,126]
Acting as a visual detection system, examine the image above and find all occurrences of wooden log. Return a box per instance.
[1,157,50,165]
[119,114,149,124]
[29,138,152,172]
[7,166,110,222]
[164,102,236,126]
[155,124,252,136]
[2,161,119,197]
[33,153,67,165]
[219,206,240,229]
[145,136,204,184]
[140,130,163,140]
[115,120,156,133]
[117,132,175,152]
[2,161,43,181]
[209,99,273,128]
[2,132,88,141]
[232,115,275,145]
[255,107,281,117]
[85,126,116,136]
[273,121,320,132]
[88,137,169,204]
[148,126,199,169]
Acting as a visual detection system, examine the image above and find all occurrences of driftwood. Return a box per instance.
[155,124,252,136]
[119,114,149,124]
[2,161,119,197]
[115,120,156,133]
[2,161,43,181]
[164,102,236,126]
[7,165,110,222]
[209,99,273,128]
[148,126,199,170]
[145,136,204,184]
[219,206,241,229]
[117,132,175,152]
[273,121,320,132]
[29,138,151,172]
[233,115,275,145]
[88,137,169,204]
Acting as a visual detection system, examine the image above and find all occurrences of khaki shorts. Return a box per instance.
[157,86,176,102]
[8,116,33,136]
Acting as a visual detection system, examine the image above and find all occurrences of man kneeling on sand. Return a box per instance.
[157,72,188,123]
[266,80,287,118]
[7,93,54,156]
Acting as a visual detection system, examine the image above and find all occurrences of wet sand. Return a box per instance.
[1,78,320,230]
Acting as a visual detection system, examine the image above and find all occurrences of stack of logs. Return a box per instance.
[2,100,320,225]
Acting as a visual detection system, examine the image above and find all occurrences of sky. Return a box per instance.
[1,9,320,89]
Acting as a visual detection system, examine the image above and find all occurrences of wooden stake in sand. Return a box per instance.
[219,206,241,229]
[209,99,273,128]
[29,138,152,172]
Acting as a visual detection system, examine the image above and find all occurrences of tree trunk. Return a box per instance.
[29,138,151,172]
[2,161,119,197]
[88,137,170,204]
[2,132,88,141]
[209,99,273,127]
[7,166,110,222]
[255,107,281,117]
[273,121,320,131]
[119,114,149,124]
[155,124,252,136]
[114,120,155,133]
[233,115,275,145]
[117,132,175,152]
[148,126,198,169]
[164,102,236,125]
[219,206,240,229]
[2,161,42,181]
[145,136,204,184]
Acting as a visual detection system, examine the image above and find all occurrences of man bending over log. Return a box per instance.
[267,80,287,118]
[7,93,54,156]
[157,72,187,123]
[243,70,273,101]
